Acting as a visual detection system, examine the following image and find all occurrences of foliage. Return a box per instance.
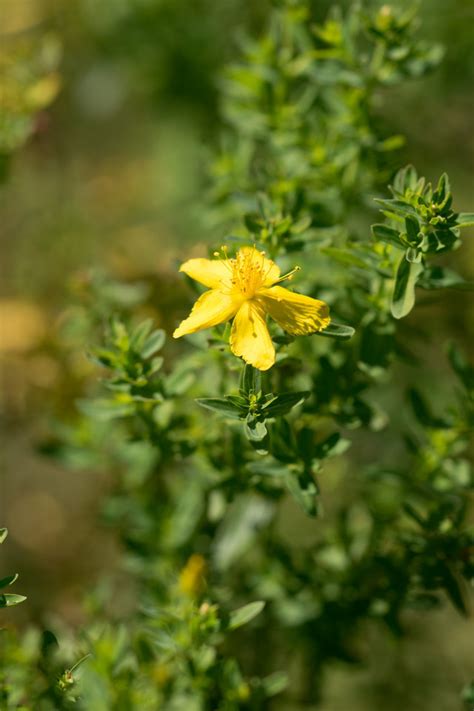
[0,529,26,609]
[372,166,474,317]
[1,1,473,709]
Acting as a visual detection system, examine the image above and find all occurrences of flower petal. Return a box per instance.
[258,285,330,335]
[173,290,240,338]
[237,246,280,286]
[230,300,275,371]
[179,258,232,289]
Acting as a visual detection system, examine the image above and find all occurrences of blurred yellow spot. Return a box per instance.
[0,300,46,353]
[152,663,171,687]
[238,683,251,701]
[178,554,207,597]
[25,73,61,110]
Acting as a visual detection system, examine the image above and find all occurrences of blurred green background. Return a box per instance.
[1,1,473,709]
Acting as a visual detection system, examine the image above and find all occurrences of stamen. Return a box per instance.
[213,245,233,275]
[275,265,301,284]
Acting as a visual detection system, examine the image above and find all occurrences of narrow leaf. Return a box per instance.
[321,247,369,269]
[141,330,166,358]
[442,564,468,616]
[418,266,474,291]
[314,432,351,459]
[405,216,420,244]
[228,601,265,630]
[409,389,450,428]
[240,364,259,395]
[457,212,474,227]
[433,172,450,203]
[261,671,289,697]
[447,343,474,391]
[315,322,355,340]
[77,398,135,421]
[196,397,246,419]
[375,198,419,219]
[0,593,27,607]
[371,224,402,248]
[130,319,153,351]
[0,573,18,589]
[262,391,309,417]
[391,254,424,319]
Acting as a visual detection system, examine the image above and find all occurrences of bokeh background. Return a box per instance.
[1,1,473,709]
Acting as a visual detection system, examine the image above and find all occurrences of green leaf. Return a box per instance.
[405,216,420,245]
[447,343,474,391]
[377,134,405,152]
[391,253,424,319]
[163,479,205,549]
[226,395,249,409]
[228,601,265,630]
[244,213,262,233]
[409,389,450,429]
[110,319,130,351]
[457,212,474,227]
[418,266,474,291]
[141,329,166,358]
[433,172,450,203]
[321,247,369,269]
[314,432,351,459]
[0,593,27,607]
[424,228,459,254]
[130,319,153,351]
[88,348,119,369]
[165,368,195,395]
[284,470,319,517]
[196,397,246,419]
[375,198,419,219]
[213,496,274,570]
[246,461,289,477]
[245,418,268,442]
[371,224,402,248]
[77,398,135,421]
[262,391,309,417]
[240,364,261,395]
[461,681,474,704]
[315,322,355,340]
[149,356,164,374]
[393,164,418,194]
[291,216,312,234]
[41,630,60,659]
[0,573,18,589]
[442,564,468,616]
[0,528,7,544]
[261,671,289,697]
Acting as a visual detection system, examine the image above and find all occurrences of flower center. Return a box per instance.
[230,249,268,298]
[213,246,301,299]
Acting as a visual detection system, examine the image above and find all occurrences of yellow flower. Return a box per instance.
[173,246,330,371]
[179,554,207,597]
